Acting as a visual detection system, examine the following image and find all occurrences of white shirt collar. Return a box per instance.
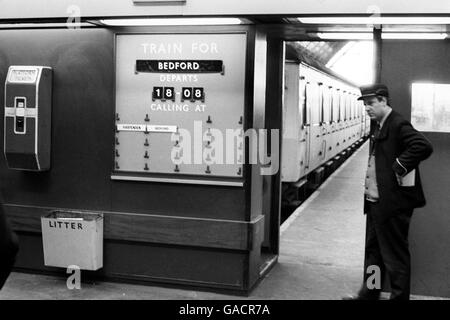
[378,107,392,129]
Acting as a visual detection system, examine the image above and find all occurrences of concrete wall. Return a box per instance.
[381,40,450,297]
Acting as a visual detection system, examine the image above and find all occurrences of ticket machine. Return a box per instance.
[4,66,52,171]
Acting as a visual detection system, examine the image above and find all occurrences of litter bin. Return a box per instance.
[41,211,103,270]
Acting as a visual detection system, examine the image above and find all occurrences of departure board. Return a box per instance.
[114,33,246,179]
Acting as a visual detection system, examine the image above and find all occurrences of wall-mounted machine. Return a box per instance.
[4,66,52,171]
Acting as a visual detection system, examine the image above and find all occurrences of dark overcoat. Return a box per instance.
[364,110,433,221]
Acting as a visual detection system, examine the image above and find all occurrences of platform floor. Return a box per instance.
[0,141,443,300]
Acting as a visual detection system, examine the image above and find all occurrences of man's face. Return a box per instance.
[364,96,387,122]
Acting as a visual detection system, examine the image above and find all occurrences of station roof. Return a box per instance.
[2,0,450,20]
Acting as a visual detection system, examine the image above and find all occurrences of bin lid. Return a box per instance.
[44,211,103,221]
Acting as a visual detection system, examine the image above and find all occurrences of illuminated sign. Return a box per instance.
[136,60,223,73]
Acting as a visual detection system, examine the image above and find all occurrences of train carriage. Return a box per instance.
[281,56,369,208]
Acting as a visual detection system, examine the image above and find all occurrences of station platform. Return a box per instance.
[0,141,445,300]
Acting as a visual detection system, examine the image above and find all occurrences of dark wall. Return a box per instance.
[0,29,114,211]
[0,28,246,220]
[381,40,450,297]
[0,28,259,291]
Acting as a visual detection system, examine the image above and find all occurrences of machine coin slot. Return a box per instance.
[15,97,26,133]
[15,117,25,133]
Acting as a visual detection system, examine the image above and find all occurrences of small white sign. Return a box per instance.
[15,108,25,117]
[147,125,178,133]
[8,68,38,83]
[5,108,37,117]
[117,124,147,132]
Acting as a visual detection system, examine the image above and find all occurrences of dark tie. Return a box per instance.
[370,124,381,155]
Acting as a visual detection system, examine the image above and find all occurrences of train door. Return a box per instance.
[350,92,355,142]
[344,90,350,148]
[307,72,322,172]
[358,98,364,139]
[298,73,308,178]
[354,94,359,139]
[344,90,349,147]
[334,88,341,153]
[353,93,361,140]
[320,81,332,162]
[281,61,307,183]
[338,89,345,152]
[330,85,338,158]
[301,64,312,175]
[328,85,336,158]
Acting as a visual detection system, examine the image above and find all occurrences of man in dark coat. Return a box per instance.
[345,84,433,300]
[0,203,19,289]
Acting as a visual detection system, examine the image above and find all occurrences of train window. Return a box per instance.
[336,89,342,122]
[348,94,351,120]
[347,93,351,120]
[300,77,308,125]
[328,86,334,123]
[356,96,359,119]
[318,83,325,124]
[322,85,331,124]
[347,94,350,121]
[341,91,347,121]
[355,99,359,119]
[358,98,361,119]
[308,82,319,125]
[350,96,354,120]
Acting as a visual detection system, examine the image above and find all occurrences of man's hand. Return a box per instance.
[395,173,403,186]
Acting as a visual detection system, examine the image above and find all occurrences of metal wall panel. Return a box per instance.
[381,40,450,298]
[114,33,246,179]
